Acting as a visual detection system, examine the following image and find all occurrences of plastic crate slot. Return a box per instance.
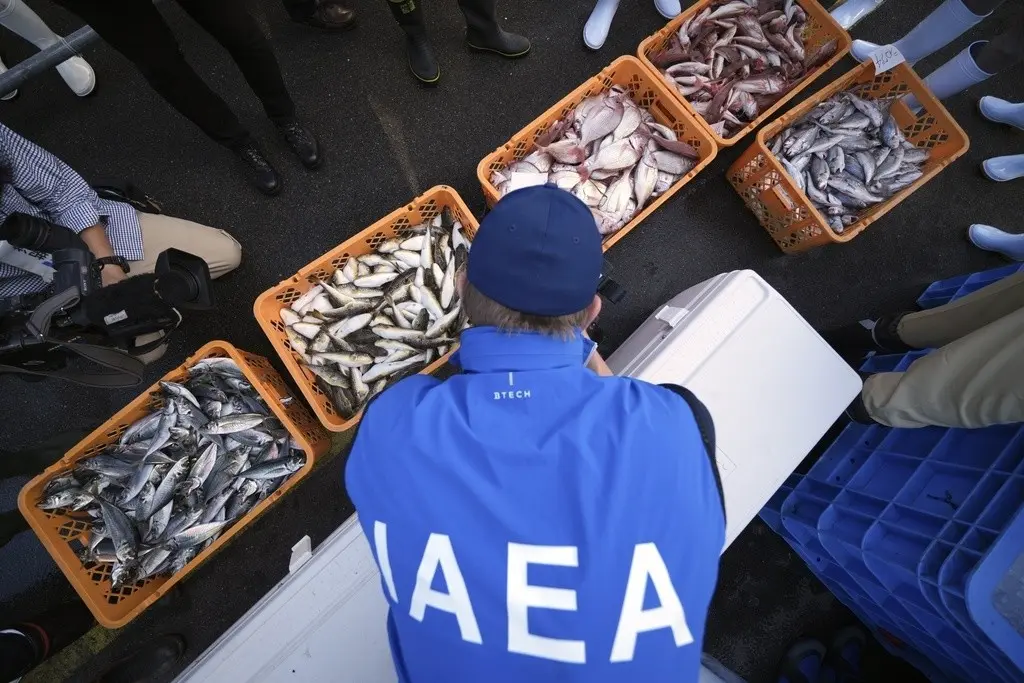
[960,527,997,554]
[930,425,1023,470]
[894,460,984,520]
[847,451,921,500]
[833,490,887,518]
[878,426,946,458]
[976,476,1024,531]
[953,473,1009,523]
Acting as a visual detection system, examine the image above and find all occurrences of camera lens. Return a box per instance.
[0,213,50,250]
[157,269,201,304]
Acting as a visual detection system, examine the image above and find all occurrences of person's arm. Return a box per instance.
[0,124,123,284]
[586,348,614,376]
[660,384,725,523]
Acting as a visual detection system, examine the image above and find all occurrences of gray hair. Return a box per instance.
[461,281,590,339]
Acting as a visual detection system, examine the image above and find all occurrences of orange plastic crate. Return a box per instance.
[637,0,851,147]
[727,61,969,253]
[17,341,331,628]
[475,56,717,252]
[253,185,478,432]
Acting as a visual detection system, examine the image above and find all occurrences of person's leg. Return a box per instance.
[896,271,1024,348]
[55,0,246,147]
[127,212,242,363]
[850,0,998,63]
[457,0,531,58]
[0,602,94,681]
[824,271,1024,358]
[385,0,440,84]
[281,0,356,31]
[583,0,621,51]
[0,0,95,95]
[969,224,1024,260]
[53,0,281,194]
[131,212,242,280]
[176,0,294,125]
[177,0,321,170]
[978,95,1024,130]
[902,14,1024,110]
[981,153,1024,182]
[861,305,1024,428]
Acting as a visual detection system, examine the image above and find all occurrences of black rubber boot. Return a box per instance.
[94,634,186,683]
[385,0,440,84]
[0,601,95,681]
[232,141,281,196]
[277,120,322,170]
[458,0,530,57]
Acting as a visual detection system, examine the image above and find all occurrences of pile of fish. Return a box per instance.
[489,86,699,236]
[282,210,469,419]
[37,358,306,589]
[766,89,929,234]
[649,0,838,139]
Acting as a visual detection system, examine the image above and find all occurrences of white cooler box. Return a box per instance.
[175,270,860,683]
[607,269,862,547]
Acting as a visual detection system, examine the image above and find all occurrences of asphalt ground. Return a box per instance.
[0,0,1021,680]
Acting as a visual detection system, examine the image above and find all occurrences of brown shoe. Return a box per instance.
[301,1,356,31]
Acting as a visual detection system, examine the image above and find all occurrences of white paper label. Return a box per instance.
[103,310,128,325]
[506,171,549,194]
[870,45,905,74]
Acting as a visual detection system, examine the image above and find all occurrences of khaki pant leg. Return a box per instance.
[131,211,242,279]
[898,272,1024,349]
[864,306,1024,428]
[128,212,241,362]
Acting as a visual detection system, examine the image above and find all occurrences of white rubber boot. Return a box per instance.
[0,0,95,96]
[0,55,17,100]
[904,42,994,111]
[654,0,681,20]
[979,96,1024,131]
[583,0,620,50]
[969,224,1024,260]
[981,154,1024,182]
[830,0,886,31]
[850,0,990,64]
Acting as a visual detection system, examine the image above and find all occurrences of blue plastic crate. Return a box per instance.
[969,508,1024,673]
[917,263,1024,310]
[777,419,1024,682]
[757,264,1024,682]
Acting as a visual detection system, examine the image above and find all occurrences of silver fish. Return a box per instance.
[203,413,265,435]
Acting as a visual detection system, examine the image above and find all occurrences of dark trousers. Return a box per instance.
[385,0,501,39]
[975,10,1024,73]
[55,0,296,148]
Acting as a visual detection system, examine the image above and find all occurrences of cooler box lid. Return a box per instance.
[606,270,862,549]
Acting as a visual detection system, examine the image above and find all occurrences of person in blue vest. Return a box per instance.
[346,184,726,683]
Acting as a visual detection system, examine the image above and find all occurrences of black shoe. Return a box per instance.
[278,121,321,170]
[466,28,531,57]
[821,313,912,362]
[294,0,356,31]
[234,142,281,196]
[405,34,440,84]
[93,634,185,683]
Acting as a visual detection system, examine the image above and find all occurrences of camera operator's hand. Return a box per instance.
[79,224,127,287]
[100,265,127,287]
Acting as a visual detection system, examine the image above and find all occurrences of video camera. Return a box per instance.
[0,212,214,377]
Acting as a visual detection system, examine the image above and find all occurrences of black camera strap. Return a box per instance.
[0,287,145,387]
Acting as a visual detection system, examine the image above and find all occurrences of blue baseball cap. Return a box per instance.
[468,184,603,317]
